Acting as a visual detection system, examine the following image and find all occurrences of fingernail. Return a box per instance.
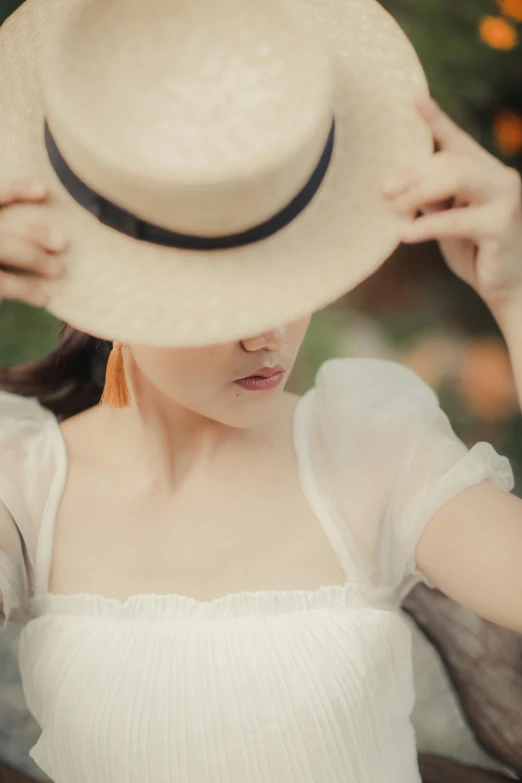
[48,230,68,251]
[28,182,47,197]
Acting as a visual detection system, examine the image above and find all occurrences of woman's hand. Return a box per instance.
[0,179,68,307]
[384,96,522,318]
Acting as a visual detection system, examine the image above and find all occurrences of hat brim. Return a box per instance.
[0,0,433,347]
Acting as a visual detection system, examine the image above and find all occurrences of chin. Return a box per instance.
[223,392,284,429]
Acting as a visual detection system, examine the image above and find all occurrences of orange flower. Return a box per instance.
[498,0,522,22]
[479,16,518,49]
[457,338,517,422]
[493,109,522,155]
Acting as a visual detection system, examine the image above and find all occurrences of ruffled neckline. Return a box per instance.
[29,582,372,621]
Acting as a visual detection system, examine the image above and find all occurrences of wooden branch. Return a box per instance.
[0,756,516,783]
[418,755,516,782]
[0,761,38,783]
[404,584,522,777]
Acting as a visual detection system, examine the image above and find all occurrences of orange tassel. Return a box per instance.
[99,341,130,408]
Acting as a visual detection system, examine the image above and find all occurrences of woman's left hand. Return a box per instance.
[384,95,522,316]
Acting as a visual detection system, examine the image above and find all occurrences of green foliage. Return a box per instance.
[1,0,522,488]
[289,307,349,393]
[0,0,23,24]
[0,301,59,365]
[384,0,522,165]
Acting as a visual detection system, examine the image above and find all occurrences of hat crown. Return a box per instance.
[42,0,334,235]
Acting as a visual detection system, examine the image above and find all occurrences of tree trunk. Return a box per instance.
[0,761,40,783]
[418,755,516,782]
[404,584,522,777]
[0,757,516,783]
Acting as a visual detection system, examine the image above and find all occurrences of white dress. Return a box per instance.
[0,358,514,783]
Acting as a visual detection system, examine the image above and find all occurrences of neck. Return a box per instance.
[99,366,234,494]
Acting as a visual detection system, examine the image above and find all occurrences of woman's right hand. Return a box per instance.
[0,179,68,307]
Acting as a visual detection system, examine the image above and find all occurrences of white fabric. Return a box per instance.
[0,358,514,783]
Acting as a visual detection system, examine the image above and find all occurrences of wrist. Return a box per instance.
[485,289,522,342]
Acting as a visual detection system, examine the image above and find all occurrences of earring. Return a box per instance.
[99,341,130,408]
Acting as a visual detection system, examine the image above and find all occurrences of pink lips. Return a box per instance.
[234,365,286,391]
[245,365,285,379]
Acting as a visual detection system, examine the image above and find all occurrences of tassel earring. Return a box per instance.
[99,341,130,408]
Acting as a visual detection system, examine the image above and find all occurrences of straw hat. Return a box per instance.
[0,0,433,347]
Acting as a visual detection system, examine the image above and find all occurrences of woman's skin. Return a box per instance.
[118,318,311,489]
[2,104,522,628]
[0,176,311,491]
[45,314,331,604]
[0,180,335,606]
[1,94,522,779]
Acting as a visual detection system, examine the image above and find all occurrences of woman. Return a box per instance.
[0,0,521,780]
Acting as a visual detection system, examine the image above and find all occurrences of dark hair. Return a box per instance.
[0,322,113,422]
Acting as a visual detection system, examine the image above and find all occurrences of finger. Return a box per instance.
[389,157,495,215]
[400,205,495,244]
[421,199,456,215]
[384,156,445,198]
[22,222,69,253]
[0,233,64,277]
[0,179,48,206]
[0,272,49,307]
[414,96,489,160]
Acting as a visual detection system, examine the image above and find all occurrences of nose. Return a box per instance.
[241,326,288,352]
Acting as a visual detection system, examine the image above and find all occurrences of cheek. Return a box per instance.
[290,315,312,344]
[129,349,190,390]
[130,346,231,396]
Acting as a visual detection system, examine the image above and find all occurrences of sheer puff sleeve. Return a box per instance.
[303,358,515,608]
[0,390,56,628]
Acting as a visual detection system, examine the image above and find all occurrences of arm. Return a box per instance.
[415,480,522,632]
[415,298,522,634]
[381,98,522,633]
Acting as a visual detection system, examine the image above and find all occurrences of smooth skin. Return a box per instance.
[385,95,522,632]
[1,95,522,632]
[0,178,68,305]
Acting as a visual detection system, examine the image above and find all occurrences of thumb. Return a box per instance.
[419,197,456,216]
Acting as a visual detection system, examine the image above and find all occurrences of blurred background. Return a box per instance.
[2,0,522,483]
[0,0,522,779]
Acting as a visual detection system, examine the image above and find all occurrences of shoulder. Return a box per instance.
[0,389,59,504]
[300,357,454,483]
[297,357,447,478]
[312,357,440,415]
[0,391,59,578]
[0,389,54,441]
[0,389,59,495]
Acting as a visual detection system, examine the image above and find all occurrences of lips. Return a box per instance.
[240,364,285,380]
